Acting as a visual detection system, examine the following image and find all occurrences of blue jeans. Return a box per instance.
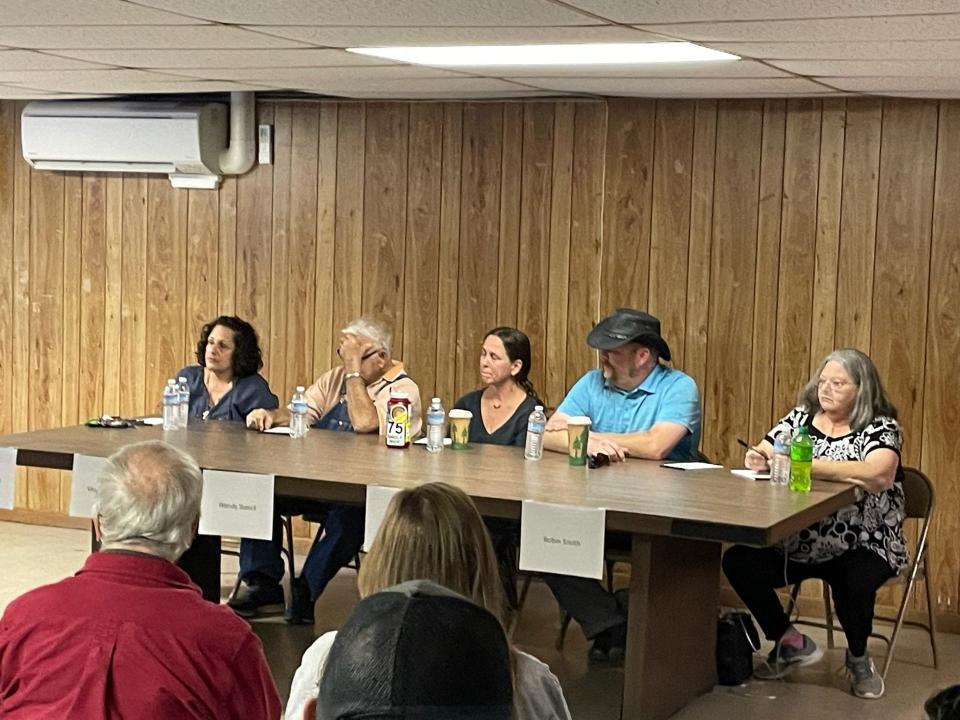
[239,499,365,601]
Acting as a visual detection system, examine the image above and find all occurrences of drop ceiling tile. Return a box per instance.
[0,25,308,50]
[0,50,113,71]
[818,75,960,92]
[565,1,958,23]
[0,84,50,99]
[703,40,960,60]
[770,59,960,77]
[136,0,597,26]
[8,74,270,94]
[517,76,833,97]
[0,0,202,25]
[0,68,183,85]
[248,24,663,47]
[288,76,533,93]
[635,13,960,42]
[0,68,266,94]
[323,89,572,99]
[876,90,960,97]
[164,65,460,83]
[48,48,390,69]
[453,59,787,79]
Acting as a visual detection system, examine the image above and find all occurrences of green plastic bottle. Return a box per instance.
[789,426,813,493]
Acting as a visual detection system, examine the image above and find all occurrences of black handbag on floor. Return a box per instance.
[716,611,761,685]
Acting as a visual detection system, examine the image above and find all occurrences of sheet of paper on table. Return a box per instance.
[731,469,771,480]
[661,461,723,470]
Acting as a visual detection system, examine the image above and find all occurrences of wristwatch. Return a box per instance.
[344,371,362,381]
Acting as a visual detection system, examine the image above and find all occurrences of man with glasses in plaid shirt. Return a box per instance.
[236,317,421,623]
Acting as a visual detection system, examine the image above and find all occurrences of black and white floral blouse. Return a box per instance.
[764,406,907,572]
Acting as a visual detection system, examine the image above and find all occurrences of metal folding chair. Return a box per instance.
[787,466,938,680]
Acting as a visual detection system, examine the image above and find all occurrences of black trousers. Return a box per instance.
[722,544,894,657]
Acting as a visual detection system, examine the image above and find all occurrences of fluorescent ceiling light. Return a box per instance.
[347,42,739,66]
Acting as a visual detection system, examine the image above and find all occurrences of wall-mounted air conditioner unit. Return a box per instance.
[21,99,233,188]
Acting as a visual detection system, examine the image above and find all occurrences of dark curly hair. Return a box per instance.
[195,316,264,378]
[485,326,540,402]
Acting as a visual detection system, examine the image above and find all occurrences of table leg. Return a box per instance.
[621,535,720,720]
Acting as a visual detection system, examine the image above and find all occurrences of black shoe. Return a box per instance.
[588,622,627,664]
[285,578,315,625]
[227,582,284,618]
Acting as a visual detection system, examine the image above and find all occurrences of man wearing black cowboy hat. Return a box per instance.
[542,307,702,661]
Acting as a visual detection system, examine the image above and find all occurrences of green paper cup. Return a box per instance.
[449,409,472,449]
[567,416,591,466]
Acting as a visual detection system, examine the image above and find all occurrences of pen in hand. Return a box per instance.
[737,437,770,460]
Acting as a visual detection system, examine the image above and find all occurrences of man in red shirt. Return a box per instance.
[0,440,281,719]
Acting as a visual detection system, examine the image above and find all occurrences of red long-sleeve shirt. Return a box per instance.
[0,550,281,719]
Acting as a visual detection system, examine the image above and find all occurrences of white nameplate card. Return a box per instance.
[363,485,402,552]
[519,500,606,580]
[0,447,16,510]
[69,454,109,518]
[199,470,275,540]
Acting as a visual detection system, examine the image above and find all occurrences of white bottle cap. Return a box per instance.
[178,376,187,382]
[432,397,440,404]
[535,405,543,411]
[167,378,176,384]
[296,385,305,392]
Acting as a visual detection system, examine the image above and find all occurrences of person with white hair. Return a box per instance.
[0,441,281,719]
[239,316,422,623]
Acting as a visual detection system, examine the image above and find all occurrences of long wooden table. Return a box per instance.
[1,422,856,720]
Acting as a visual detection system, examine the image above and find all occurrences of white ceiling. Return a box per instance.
[0,0,958,100]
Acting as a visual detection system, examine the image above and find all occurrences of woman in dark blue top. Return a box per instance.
[176,316,279,422]
[453,327,540,447]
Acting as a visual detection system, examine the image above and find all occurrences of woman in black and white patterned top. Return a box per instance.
[722,349,905,700]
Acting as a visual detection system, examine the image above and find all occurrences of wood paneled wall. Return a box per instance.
[1,97,958,623]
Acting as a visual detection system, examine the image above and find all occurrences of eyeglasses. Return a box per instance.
[337,347,381,362]
[817,378,852,391]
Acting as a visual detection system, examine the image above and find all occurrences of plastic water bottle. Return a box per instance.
[426,397,445,453]
[524,405,547,461]
[789,426,813,493]
[770,431,791,485]
[290,386,308,439]
[162,379,179,431]
[177,376,190,428]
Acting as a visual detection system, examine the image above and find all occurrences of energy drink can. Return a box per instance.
[385,390,411,449]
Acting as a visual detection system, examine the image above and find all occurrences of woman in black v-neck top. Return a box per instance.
[453,327,541,610]
[453,327,541,447]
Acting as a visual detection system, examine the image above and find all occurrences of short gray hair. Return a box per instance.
[342,316,392,356]
[96,441,202,562]
[798,348,898,431]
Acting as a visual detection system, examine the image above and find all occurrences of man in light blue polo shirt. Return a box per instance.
[542,308,702,662]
